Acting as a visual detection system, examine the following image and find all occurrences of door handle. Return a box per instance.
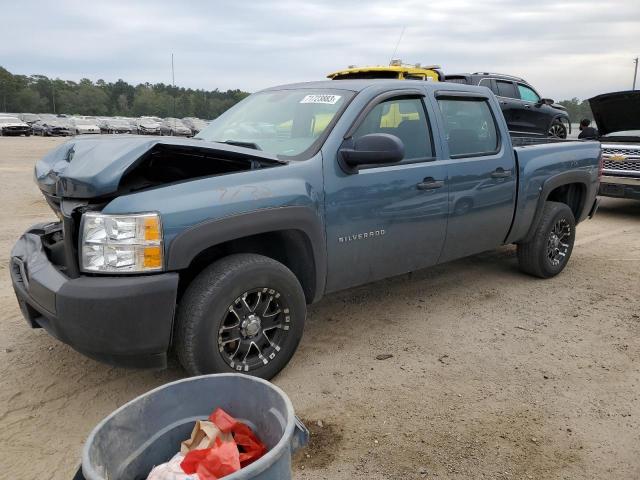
[491,168,512,179]
[524,105,531,109]
[417,178,444,190]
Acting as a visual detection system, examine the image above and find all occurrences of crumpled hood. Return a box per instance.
[34,135,282,198]
[589,90,640,136]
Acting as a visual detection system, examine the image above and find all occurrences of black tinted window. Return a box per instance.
[445,77,470,84]
[437,98,500,157]
[496,80,518,98]
[353,97,433,161]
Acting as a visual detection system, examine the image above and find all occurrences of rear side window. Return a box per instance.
[353,97,433,161]
[445,76,469,84]
[496,80,518,99]
[517,84,540,102]
[437,98,500,157]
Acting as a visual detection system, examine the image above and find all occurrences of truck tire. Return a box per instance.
[517,201,575,278]
[175,253,306,379]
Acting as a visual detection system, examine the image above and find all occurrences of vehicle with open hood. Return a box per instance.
[10,79,601,379]
[589,90,640,200]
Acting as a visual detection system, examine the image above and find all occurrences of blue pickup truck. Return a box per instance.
[10,80,601,379]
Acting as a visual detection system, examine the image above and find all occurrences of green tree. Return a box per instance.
[0,65,250,119]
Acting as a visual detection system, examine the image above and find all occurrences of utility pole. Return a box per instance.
[633,57,638,90]
[51,79,56,114]
[171,53,176,120]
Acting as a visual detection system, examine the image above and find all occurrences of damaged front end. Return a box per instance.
[12,136,288,366]
[33,136,287,276]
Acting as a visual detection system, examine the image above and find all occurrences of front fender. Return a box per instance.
[165,206,327,301]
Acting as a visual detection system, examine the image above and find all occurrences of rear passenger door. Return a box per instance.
[433,93,517,262]
[490,79,521,134]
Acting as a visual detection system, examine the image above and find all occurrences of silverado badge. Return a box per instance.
[338,229,385,243]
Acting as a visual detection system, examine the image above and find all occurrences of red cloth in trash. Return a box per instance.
[209,408,267,467]
[180,408,267,479]
[181,438,240,480]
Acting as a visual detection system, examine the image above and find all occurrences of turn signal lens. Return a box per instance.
[143,246,162,269]
[144,216,161,242]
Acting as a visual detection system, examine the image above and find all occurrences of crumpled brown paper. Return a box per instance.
[180,420,232,455]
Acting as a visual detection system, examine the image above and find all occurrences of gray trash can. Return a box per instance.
[77,373,309,480]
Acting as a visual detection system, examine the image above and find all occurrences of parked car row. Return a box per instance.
[0,113,210,137]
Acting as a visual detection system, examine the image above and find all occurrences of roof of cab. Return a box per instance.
[262,79,493,95]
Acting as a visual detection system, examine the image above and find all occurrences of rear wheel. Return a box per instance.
[175,254,306,379]
[517,201,575,278]
[548,120,567,139]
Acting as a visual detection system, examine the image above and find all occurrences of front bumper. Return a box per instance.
[10,224,179,368]
[599,175,640,200]
[2,127,31,136]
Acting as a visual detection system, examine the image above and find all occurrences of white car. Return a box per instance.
[0,116,32,136]
[71,118,101,135]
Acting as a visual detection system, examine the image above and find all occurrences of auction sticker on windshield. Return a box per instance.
[300,94,342,104]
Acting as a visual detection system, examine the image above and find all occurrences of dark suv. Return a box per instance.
[445,73,570,138]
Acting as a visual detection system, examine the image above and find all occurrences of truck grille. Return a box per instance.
[602,147,640,157]
[601,145,640,175]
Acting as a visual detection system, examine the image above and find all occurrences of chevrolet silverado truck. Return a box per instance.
[10,80,602,379]
[589,90,640,200]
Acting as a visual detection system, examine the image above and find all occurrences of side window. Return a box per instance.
[495,80,518,99]
[517,84,540,103]
[437,98,500,157]
[352,97,433,161]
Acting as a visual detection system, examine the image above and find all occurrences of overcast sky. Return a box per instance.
[2,0,639,100]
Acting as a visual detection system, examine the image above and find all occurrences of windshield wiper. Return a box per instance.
[215,140,262,151]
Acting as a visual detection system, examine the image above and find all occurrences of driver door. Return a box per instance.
[323,93,449,292]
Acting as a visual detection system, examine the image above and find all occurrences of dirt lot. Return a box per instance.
[0,136,639,479]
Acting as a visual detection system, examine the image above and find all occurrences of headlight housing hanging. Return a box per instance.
[80,212,163,273]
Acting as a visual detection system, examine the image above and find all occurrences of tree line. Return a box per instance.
[0,66,248,119]
[2,66,596,122]
[557,98,594,123]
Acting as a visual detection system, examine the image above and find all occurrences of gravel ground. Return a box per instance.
[0,136,638,479]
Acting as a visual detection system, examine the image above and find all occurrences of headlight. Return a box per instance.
[80,212,163,273]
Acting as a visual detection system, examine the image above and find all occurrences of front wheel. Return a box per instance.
[517,201,575,278]
[548,120,567,139]
[175,254,306,379]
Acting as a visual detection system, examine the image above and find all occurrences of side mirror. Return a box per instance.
[536,98,555,106]
[339,133,404,173]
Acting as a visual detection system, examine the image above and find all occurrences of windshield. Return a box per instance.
[0,117,21,124]
[196,89,353,159]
